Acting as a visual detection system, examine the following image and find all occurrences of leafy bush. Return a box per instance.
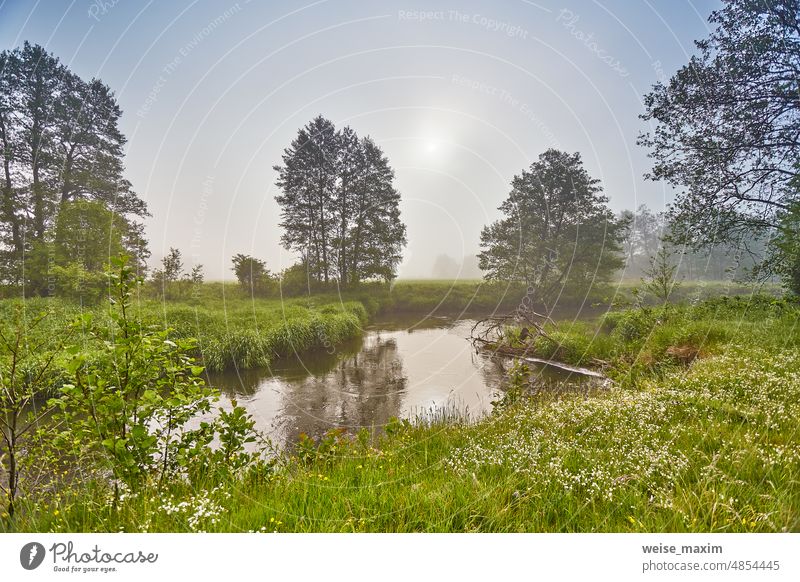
[280,262,312,297]
[53,257,261,503]
[610,308,658,343]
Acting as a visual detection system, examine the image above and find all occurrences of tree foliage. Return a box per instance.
[639,0,800,280]
[231,253,273,296]
[479,150,627,307]
[0,42,148,289]
[641,245,682,303]
[54,257,258,500]
[274,116,406,286]
[774,202,800,294]
[24,200,128,300]
[150,248,206,300]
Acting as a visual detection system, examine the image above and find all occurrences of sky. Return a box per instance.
[0,0,720,279]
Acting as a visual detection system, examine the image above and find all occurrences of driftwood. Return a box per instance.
[470,309,554,347]
[470,309,609,380]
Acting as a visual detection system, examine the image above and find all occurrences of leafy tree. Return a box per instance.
[639,0,800,281]
[231,253,272,296]
[347,137,406,283]
[641,245,682,303]
[0,42,149,288]
[774,202,800,295]
[52,201,127,271]
[279,261,312,296]
[150,247,184,299]
[162,248,183,283]
[274,117,406,287]
[54,257,216,501]
[275,116,338,285]
[178,264,205,301]
[48,263,108,304]
[189,265,204,285]
[619,205,670,277]
[478,149,626,307]
[22,200,128,299]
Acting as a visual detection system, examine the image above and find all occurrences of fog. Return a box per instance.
[0,0,719,279]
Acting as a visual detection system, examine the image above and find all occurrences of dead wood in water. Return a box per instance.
[470,309,554,347]
[469,310,609,380]
[486,344,607,378]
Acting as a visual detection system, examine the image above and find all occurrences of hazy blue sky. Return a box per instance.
[0,0,719,279]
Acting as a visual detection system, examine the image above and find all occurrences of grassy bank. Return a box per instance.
[9,295,799,532]
[514,295,799,384]
[1,279,775,376]
[0,295,367,374]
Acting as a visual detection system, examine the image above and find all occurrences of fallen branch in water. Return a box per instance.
[469,310,609,380]
[470,309,554,348]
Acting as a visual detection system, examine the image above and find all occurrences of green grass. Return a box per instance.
[514,295,800,381]
[3,285,797,532]
[385,280,526,313]
[153,296,368,371]
[381,278,780,320]
[6,295,799,533]
[0,294,368,373]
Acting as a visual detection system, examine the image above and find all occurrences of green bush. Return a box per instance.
[610,308,657,343]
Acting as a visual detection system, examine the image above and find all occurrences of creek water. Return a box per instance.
[207,314,597,448]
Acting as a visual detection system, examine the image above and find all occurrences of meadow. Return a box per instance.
[1,277,768,372]
[4,287,798,532]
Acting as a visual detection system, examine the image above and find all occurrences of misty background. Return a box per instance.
[0,0,718,279]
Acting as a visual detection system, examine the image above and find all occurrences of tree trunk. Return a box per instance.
[0,114,23,263]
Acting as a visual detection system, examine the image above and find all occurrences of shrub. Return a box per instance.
[611,308,657,343]
[53,257,260,503]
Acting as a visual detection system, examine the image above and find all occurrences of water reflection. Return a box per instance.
[207,316,594,447]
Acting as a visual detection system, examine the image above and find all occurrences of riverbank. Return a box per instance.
[9,294,799,532]
[0,279,774,375]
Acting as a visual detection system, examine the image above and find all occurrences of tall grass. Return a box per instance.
[4,294,799,532]
[14,342,800,532]
[0,294,368,373]
[152,298,368,371]
[517,295,800,378]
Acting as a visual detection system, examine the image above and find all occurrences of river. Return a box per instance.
[207,314,596,448]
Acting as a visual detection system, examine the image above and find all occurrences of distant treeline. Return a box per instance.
[432,204,772,283]
[619,205,771,281]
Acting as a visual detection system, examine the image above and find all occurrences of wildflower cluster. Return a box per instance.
[159,490,229,532]
[448,388,689,502]
[447,345,800,525]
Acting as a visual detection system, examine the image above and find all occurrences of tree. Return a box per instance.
[189,265,204,285]
[27,200,128,300]
[274,117,406,287]
[348,137,406,283]
[639,0,800,281]
[161,248,183,283]
[150,248,184,299]
[642,245,682,303]
[279,261,312,296]
[231,253,272,296]
[274,116,338,285]
[0,42,149,288]
[774,202,800,295]
[619,205,667,276]
[478,149,627,307]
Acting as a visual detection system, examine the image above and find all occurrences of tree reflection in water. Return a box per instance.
[207,317,593,448]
